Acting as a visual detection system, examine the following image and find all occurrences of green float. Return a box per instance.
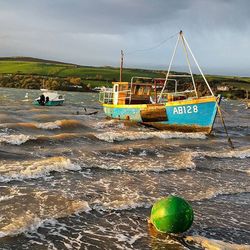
[150,196,194,233]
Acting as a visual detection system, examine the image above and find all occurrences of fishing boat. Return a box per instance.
[99,31,221,134]
[34,89,64,106]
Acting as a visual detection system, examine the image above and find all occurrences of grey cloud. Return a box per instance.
[0,0,250,75]
[0,0,190,34]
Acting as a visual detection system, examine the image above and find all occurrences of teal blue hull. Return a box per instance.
[103,97,219,133]
[33,100,64,106]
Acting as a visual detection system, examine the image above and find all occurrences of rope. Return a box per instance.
[216,102,234,149]
[125,32,179,55]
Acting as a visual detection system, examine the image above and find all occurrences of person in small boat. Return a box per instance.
[38,94,45,106]
[45,96,49,103]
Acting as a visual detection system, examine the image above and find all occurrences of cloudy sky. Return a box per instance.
[0,0,249,75]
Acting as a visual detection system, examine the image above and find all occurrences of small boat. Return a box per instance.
[34,89,64,106]
[92,86,106,92]
[92,87,102,92]
[99,31,221,134]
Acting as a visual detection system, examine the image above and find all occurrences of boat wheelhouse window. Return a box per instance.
[133,85,143,95]
[137,87,145,95]
[114,85,118,92]
[144,86,151,95]
[133,85,151,95]
[119,84,128,91]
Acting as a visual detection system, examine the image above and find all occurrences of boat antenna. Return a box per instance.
[120,50,124,82]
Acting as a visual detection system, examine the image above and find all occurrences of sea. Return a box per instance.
[0,87,249,250]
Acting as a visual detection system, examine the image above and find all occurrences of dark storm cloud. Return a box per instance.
[2,0,250,33]
[1,0,190,33]
[0,0,250,75]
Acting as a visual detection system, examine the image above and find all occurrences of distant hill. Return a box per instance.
[0,56,78,66]
[0,57,164,81]
[0,56,249,98]
[0,57,166,90]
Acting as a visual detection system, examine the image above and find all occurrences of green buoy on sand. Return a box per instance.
[150,196,194,233]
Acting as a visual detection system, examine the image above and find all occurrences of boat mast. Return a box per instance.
[158,30,214,102]
[182,35,214,96]
[158,33,180,102]
[179,31,198,98]
[120,50,124,82]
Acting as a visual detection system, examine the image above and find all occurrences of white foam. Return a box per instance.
[185,235,250,250]
[0,195,14,202]
[0,134,34,145]
[116,232,146,246]
[190,187,250,202]
[95,120,125,129]
[204,147,250,159]
[0,157,81,182]
[92,197,151,212]
[36,121,60,130]
[82,151,196,172]
[95,131,206,142]
[103,201,151,211]
[238,168,250,175]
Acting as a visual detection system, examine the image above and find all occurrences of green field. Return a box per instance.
[0,61,68,76]
[0,60,164,82]
[0,58,249,92]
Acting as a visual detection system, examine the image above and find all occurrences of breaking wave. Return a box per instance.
[0,134,35,145]
[0,119,82,130]
[0,156,81,182]
[0,199,90,238]
[94,131,207,142]
[37,119,82,129]
[185,235,250,250]
[0,132,86,145]
[37,132,83,141]
[201,147,250,159]
[0,213,52,239]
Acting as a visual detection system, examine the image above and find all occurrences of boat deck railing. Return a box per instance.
[99,88,199,104]
[99,89,132,104]
[161,89,196,97]
[99,89,113,104]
